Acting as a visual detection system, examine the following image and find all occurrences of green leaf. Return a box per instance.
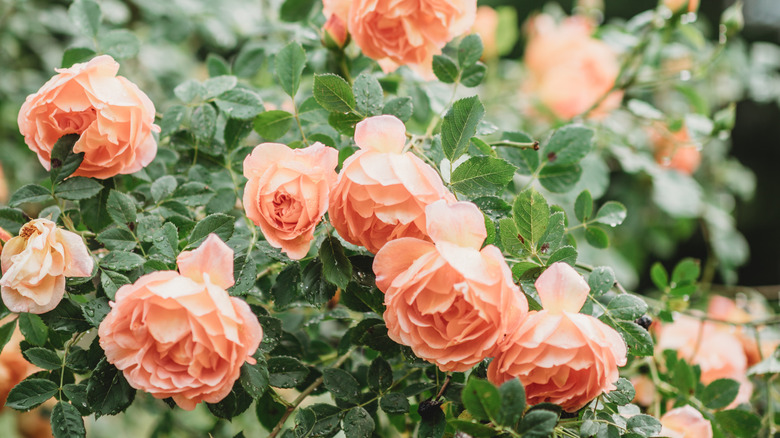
[23,347,61,370]
[342,407,375,438]
[603,377,635,406]
[86,358,136,417]
[301,260,338,306]
[585,226,609,248]
[538,211,565,253]
[383,97,413,122]
[588,267,616,296]
[239,361,270,399]
[52,401,86,438]
[6,378,58,411]
[280,0,316,21]
[81,297,110,328]
[379,393,409,414]
[275,42,306,97]
[432,55,458,84]
[100,251,146,271]
[107,190,137,225]
[353,73,384,117]
[368,357,393,393]
[538,163,582,193]
[323,368,360,403]
[462,379,500,422]
[174,80,203,102]
[702,378,740,410]
[650,262,669,290]
[160,105,186,138]
[617,321,654,356]
[544,124,594,166]
[49,133,84,185]
[547,246,577,266]
[328,112,363,136]
[513,188,549,251]
[574,190,593,222]
[594,201,627,227]
[233,44,264,78]
[627,99,664,120]
[267,356,309,388]
[497,378,525,427]
[202,75,238,100]
[229,254,256,296]
[715,410,762,437]
[441,96,485,162]
[18,314,47,346]
[62,47,97,68]
[99,29,139,59]
[0,207,27,234]
[672,258,700,285]
[0,319,17,352]
[271,264,301,310]
[313,74,356,113]
[9,184,52,207]
[256,391,286,430]
[451,156,516,197]
[461,62,487,88]
[449,420,497,437]
[172,181,214,206]
[40,300,90,332]
[206,54,231,77]
[68,0,101,38]
[257,316,282,354]
[309,404,342,437]
[458,34,484,68]
[418,406,446,438]
[253,110,293,140]
[517,410,558,438]
[216,88,264,120]
[498,217,524,255]
[100,270,130,300]
[626,414,662,436]
[320,235,353,291]
[150,175,178,204]
[188,213,235,247]
[607,295,648,321]
[191,104,217,142]
[97,228,136,251]
[55,177,103,200]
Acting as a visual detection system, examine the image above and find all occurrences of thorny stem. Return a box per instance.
[267,346,358,438]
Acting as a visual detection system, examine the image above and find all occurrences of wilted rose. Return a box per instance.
[243,142,338,260]
[488,262,627,412]
[373,200,528,372]
[329,115,454,254]
[18,55,159,179]
[0,219,93,314]
[99,234,263,410]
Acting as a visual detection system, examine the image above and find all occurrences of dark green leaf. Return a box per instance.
[441,96,485,162]
[547,246,577,266]
[497,378,525,427]
[301,260,338,306]
[23,347,61,370]
[462,379,500,422]
[320,235,353,290]
[107,190,137,225]
[267,356,309,388]
[97,228,136,251]
[240,360,270,399]
[513,187,549,251]
[100,270,130,300]
[171,181,214,206]
[271,264,301,310]
[574,190,593,222]
[538,163,582,193]
[626,414,662,436]
[40,300,91,332]
[52,401,86,438]
[313,74,356,113]
[191,104,217,142]
[160,105,186,138]
[383,97,413,122]
[202,75,237,100]
[49,133,84,185]
[9,184,52,207]
[55,177,102,200]
[418,406,445,438]
[206,382,253,420]
[323,368,360,403]
[275,42,306,97]
[353,73,384,117]
[585,226,609,248]
[368,357,393,393]
[328,112,363,136]
[100,251,145,271]
[607,295,648,321]
[702,378,740,410]
[603,377,634,406]
[254,110,294,140]
[715,409,762,437]
[544,125,594,166]
[461,62,487,87]
[6,378,58,411]
[62,47,96,68]
[99,29,139,59]
[588,267,615,297]
[432,55,458,84]
[188,213,235,247]
[280,0,316,22]
[458,34,484,67]
[256,391,286,431]
[86,358,136,417]
[517,410,558,438]
[0,319,17,352]
[379,393,409,414]
[18,313,48,346]
[206,54,231,77]
[0,207,28,234]
[309,403,342,436]
[451,156,516,197]
[617,321,654,356]
[342,407,374,438]
[81,297,110,328]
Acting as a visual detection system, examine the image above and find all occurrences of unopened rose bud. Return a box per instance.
[721,2,744,38]
[323,14,349,50]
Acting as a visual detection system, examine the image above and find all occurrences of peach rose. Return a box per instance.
[659,406,712,438]
[323,14,348,49]
[487,262,628,412]
[18,55,159,179]
[0,226,11,250]
[472,6,499,60]
[707,295,779,367]
[0,319,39,411]
[630,375,656,407]
[523,14,622,120]
[664,0,699,13]
[0,163,8,204]
[243,142,338,260]
[329,115,454,254]
[373,200,528,372]
[655,314,753,405]
[0,219,93,314]
[649,124,701,175]
[99,234,263,410]
[323,0,476,77]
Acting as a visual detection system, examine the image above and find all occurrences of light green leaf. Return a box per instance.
[441,96,485,162]
[451,156,516,197]
[253,110,293,140]
[275,42,306,97]
[512,188,549,251]
[353,73,384,116]
[216,88,264,120]
[313,74,356,113]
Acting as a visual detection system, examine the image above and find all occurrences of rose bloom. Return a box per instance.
[659,406,713,438]
[707,295,780,367]
[323,14,348,49]
[488,262,628,412]
[99,234,263,410]
[329,115,454,254]
[649,124,701,175]
[523,14,622,120]
[0,219,93,314]
[655,313,753,406]
[322,0,476,77]
[664,0,699,13]
[630,375,656,407]
[243,142,338,260]
[0,163,8,204]
[472,6,499,60]
[373,200,528,372]
[0,226,11,249]
[18,55,159,179]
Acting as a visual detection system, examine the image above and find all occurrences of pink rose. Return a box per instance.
[323,14,348,49]
[322,0,476,77]
[99,234,263,410]
[488,262,628,412]
[373,200,528,372]
[18,55,159,179]
[242,142,338,260]
[523,14,622,120]
[329,115,455,254]
[0,219,93,314]
[659,406,713,438]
